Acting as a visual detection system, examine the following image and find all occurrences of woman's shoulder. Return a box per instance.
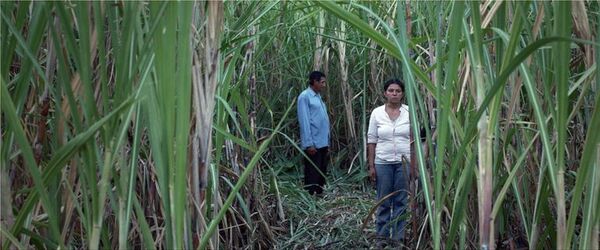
[369,105,386,119]
[401,104,409,111]
[372,105,386,113]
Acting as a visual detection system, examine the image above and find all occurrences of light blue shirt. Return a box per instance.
[297,87,330,149]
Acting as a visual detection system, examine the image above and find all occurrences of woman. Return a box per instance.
[367,79,410,241]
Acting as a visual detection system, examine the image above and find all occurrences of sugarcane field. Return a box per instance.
[1,1,599,249]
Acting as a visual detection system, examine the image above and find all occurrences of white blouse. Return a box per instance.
[367,104,411,164]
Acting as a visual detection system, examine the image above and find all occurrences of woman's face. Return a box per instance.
[384,83,403,104]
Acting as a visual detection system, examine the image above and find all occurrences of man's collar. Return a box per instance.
[307,87,319,96]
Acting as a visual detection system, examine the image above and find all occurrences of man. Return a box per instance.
[297,71,330,195]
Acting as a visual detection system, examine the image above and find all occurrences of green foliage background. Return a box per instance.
[1,1,598,249]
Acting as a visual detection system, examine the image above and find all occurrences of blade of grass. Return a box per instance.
[0,224,25,250]
[1,78,62,247]
[6,94,134,249]
[0,3,49,112]
[436,2,465,248]
[199,98,296,250]
[553,2,571,248]
[491,132,539,218]
[0,1,29,76]
[313,1,435,95]
[133,195,157,250]
[570,35,600,247]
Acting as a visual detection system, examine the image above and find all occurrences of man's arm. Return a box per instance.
[297,94,314,150]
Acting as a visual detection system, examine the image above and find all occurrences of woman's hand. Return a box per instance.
[368,163,376,183]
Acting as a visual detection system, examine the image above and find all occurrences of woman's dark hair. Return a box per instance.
[308,71,326,85]
[383,79,405,92]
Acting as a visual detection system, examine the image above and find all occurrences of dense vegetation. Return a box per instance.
[1,1,598,249]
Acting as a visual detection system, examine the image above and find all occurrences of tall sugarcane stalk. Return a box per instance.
[553,2,571,249]
[191,1,223,249]
[337,21,357,147]
[465,2,493,248]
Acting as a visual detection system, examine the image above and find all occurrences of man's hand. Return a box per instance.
[306,147,317,155]
[368,163,376,183]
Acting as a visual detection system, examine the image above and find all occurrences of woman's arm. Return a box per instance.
[366,109,379,182]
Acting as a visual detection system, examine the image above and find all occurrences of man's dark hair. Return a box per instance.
[308,71,326,85]
[383,79,405,92]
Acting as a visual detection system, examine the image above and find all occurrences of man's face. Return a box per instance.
[312,77,326,92]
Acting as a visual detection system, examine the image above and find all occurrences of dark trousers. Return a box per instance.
[304,147,328,195]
